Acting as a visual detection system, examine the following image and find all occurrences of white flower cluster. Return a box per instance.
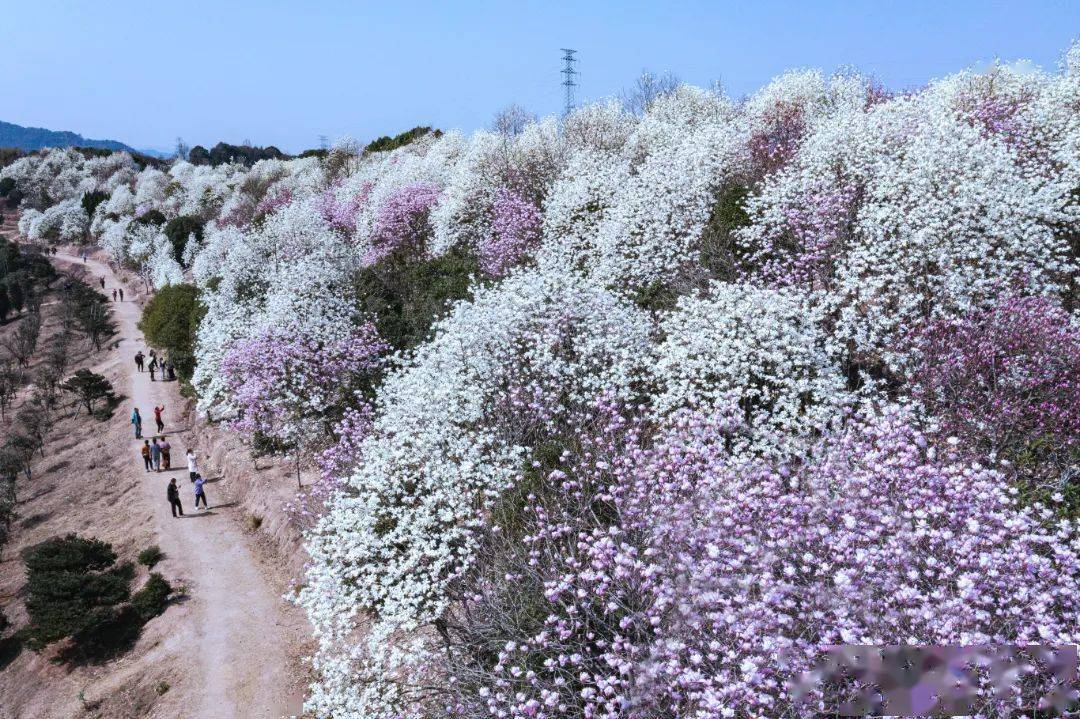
[299,267,653,718]
[651,282,849,458]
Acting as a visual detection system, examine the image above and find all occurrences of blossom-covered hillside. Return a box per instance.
[6,46,1080,718]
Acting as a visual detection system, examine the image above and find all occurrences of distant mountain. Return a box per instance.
[0,119,137,153]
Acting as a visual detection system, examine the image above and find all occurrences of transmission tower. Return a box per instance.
[318,135,329,151]
[560,48,578,117]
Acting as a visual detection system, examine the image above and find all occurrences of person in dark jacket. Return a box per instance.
[140,440,152,471]
[167,478,184,517]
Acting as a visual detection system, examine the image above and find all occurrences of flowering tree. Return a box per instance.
[908,295,1080,496]
[477,188,541,277]
[364,181,442,266]
[441,405,1079,719]
[13,42,1080,719]
[219,322,386,448]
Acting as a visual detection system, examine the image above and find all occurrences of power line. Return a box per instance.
[560,48,578,117]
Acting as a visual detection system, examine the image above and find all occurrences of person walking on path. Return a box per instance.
[167,478,184,517]
[193,474,208,510]
[99,277,105,289]
[151,439,163,471]
[118,287,124,301]
[160,436,172,470]
[186,448,199,481]
[141,440,152,472]
[131,407,143,439]
[153,405,165,434]
[135,351,144,372]
[149,356,157,381]
[112,288,117,301]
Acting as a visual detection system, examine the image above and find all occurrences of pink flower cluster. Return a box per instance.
[748,102,807,172]
[317,181,370,234]
[220,322,386,443]
[445,402,1079,718]
[961,90,1031,147]
[316,404,375,482]
[909,294,1080,489]
[254,187,294,217]
[478,188,542,278]
[364,181,442,266]
[752,182,857,289]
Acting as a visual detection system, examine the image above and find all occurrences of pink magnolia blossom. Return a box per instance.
[364,181,441,266]
[478,188,542,277]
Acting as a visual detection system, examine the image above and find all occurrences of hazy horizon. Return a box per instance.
[3,0,1078,154]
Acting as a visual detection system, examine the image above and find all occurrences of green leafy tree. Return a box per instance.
[5,278,23,314]
[61,369,115,415]
[80,190,109,219]
[138,283,205,380]
[0,361,19,419]
[135,209,167,226]
[1,311,41,366]
[353,245,476,351]
[163,216,204,265]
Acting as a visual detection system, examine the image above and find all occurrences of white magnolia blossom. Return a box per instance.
[651,282,850,458]
[20,198,87,243]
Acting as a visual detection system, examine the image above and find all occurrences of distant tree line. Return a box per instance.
[364,126,437,153]
[187,142,287,167]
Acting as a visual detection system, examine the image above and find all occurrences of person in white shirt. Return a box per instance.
[187,449,199,481]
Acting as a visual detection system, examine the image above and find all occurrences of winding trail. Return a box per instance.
[54,253,304,719]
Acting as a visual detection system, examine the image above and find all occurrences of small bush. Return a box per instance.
[21,535,131,650]
[137,545,163,568]
[131,573,171,621]
[64,605,142,661]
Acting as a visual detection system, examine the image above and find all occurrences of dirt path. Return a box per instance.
[53,253,305,719]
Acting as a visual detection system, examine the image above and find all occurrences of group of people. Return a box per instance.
[134,349,176,382]
[132,404,209,516]
[166,449,209,517]
[141,437,172,471]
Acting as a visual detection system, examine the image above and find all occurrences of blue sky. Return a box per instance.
[2,1,1077,153]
